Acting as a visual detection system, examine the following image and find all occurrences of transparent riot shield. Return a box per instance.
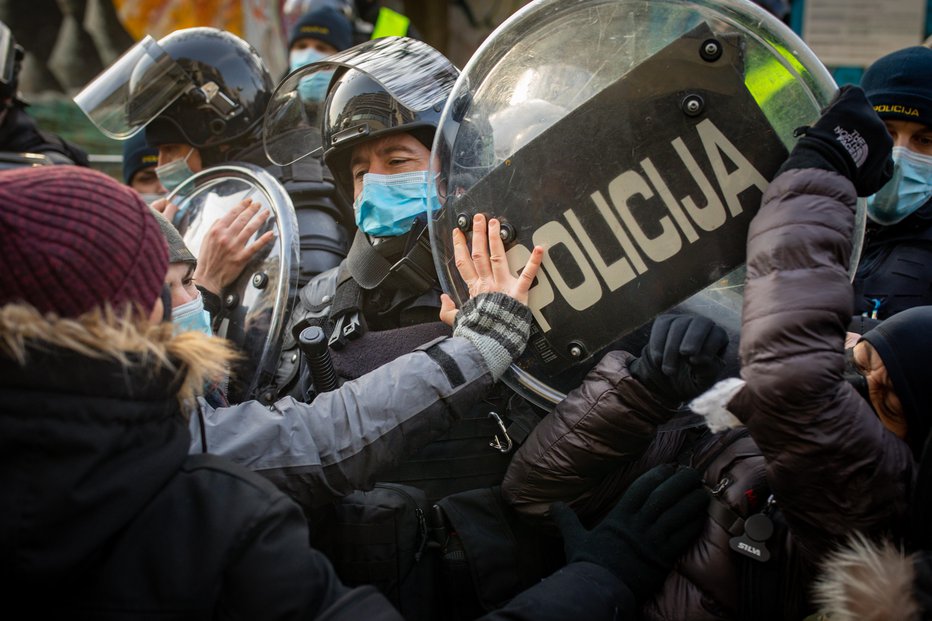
[167,163,300,404]
[430,0,853,407]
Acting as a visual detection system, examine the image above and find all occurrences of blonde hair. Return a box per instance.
[0,303,238,413]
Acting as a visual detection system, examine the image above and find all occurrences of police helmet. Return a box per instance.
[0,21,23,100]
[142,28,273,156]
[322,67,443,200]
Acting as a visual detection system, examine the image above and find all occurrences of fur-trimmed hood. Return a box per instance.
[0,303,235,410]
[0,303,237,582]
[812,534,921,621]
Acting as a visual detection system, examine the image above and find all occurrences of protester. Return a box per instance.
[813,345,932,621]
[501,313,773,619]
[0,165,394,619]
[853,46,932,322]
[686,84,920,609]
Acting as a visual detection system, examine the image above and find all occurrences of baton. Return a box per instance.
[298,326,339,395]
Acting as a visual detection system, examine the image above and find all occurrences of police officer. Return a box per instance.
[0,20,88,167]
[287,5,354,72]
[121,130,166,203]
[853,46,932,324]
[271,44,541,496]
[77,27,351,287]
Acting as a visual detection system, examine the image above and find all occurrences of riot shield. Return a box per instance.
[429,0,852,407]
[167,163,300,404]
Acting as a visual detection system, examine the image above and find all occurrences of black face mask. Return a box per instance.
[843,347,872,405]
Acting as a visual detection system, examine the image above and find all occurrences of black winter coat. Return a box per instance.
[0,311,398,620]
[0,105,90,166]
[853,199,932,319]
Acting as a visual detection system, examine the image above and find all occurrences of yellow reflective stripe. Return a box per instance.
[371,7,410,39]
[744,43,806,108]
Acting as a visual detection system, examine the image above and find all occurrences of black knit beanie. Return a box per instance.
[862,46,932,129]
[862,306,932,459]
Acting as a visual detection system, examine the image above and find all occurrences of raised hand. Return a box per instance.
[439,213,544,326]
[193,198,276,295]
[150,197,179,223]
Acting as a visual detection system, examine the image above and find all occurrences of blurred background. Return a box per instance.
[2,0,930,176]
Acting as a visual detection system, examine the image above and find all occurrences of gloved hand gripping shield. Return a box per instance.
[429,0,846,407]
[75,36,209,139]
[166,164,300,404]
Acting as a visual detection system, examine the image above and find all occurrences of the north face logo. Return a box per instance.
[834,125,868,168]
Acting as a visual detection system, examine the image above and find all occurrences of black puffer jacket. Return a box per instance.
[729,168,914,563]
[502,351,779,620]
[0,307,397,620]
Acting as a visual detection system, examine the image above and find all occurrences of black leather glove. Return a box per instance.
[551,465,708,603]
[776,85,893,197]
[629,313,728,405]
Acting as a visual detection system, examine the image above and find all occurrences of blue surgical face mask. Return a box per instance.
[172,293,212,336]
[297,71,334,102]
[354,171,430,237]
[289,47,326,71]
[139,192,164,205]
[867,146,932,225]
[290,50,335,102]
[155,148,195,192]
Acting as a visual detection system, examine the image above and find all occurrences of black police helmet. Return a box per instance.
[144,28,273,156]
[322,68,442,201]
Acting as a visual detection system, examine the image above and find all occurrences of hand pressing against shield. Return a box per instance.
[193,198,276,295]
[150,197,180,224]
[439,213,545,381]
[439,213,544,326]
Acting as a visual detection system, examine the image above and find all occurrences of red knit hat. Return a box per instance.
[0,166,169,318]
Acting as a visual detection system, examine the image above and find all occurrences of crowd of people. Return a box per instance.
[2,1,932,619]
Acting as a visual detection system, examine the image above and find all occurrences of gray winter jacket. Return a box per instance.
[190,335,494,511]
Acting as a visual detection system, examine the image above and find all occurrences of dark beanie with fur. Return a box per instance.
[862,46,932,129]
[0,166,169,318]
[862,306,932,458]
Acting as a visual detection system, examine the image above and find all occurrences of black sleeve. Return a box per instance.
[477,561,635,621]
[197,285,222,322]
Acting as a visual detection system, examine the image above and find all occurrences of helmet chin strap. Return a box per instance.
[344,217,436,293]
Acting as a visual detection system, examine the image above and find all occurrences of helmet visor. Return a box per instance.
[263,36,458,166]
[0,21,16,87]
[74,36,193,140]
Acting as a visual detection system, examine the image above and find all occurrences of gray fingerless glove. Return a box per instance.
[453,292,532,381]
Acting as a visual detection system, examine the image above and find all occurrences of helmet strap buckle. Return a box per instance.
[194,81,240,119]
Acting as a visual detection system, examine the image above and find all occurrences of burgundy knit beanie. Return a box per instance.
[0,166,169,318]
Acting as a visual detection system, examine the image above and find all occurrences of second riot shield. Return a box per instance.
[167,163,300,404]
